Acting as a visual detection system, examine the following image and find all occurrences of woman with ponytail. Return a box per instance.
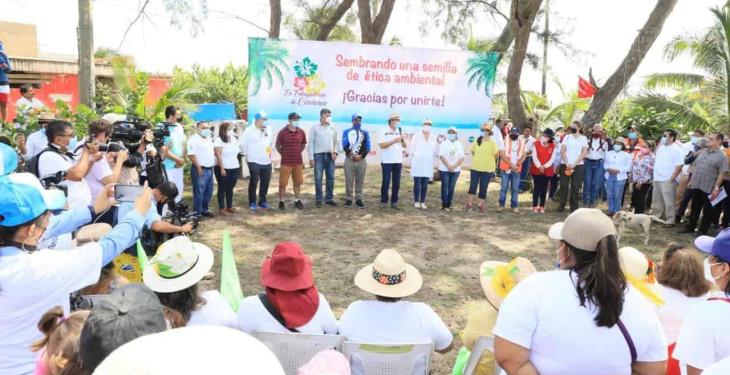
[31,306,89,375]
[493,209,667,375]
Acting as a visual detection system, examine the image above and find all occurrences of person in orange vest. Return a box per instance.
[498,127,526,213]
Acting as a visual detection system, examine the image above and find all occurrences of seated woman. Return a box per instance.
[338,249,453,375]
[494,209,667,375]
[144,236,237,329]
[457,257,536,375]
[31,306,89,375]
[673,231,730,375]
[237,242,337,334]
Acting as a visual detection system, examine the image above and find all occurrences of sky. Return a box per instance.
[2,0,724,103]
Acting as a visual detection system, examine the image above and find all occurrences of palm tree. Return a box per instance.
[637,4,730,132]
[248,38,290,96]
[466,52,502,98]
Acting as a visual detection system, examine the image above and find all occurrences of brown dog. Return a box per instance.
[612,211,667,245]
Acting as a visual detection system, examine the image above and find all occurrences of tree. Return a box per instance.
[270,0,282,38]
[505,0,543,129]
[284,0,358,42]
[316,0,356,40]
[580,0,678,128]
[170,64,249,114]
[357,0,397,44]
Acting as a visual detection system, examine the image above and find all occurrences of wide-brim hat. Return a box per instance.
[619,247,664,306]
[37,112,56,123]
[261,242,314,291]
[542,128,555,138]
[479,257,536,309]
[354,249,423,298]
[143,236,214,293]
[614,136,627,146]
[388,113,401,121]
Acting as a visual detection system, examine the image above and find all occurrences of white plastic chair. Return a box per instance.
[341,341,434,375]
[252,332,345,375]
[463,336,503,375]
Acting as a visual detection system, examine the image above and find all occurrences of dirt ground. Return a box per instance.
[190,165,694,374]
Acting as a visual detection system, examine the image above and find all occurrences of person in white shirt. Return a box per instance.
[702,356,730,375]
[438,126,465,211]
[237,242,338,335]
[74,119,129,203]
[213,122,241,214]
[37,121,99,209]
[652,129,684,224]
[378,113,408,209]
[144,236,237,329]
[14,84,46,117]
[518,126,536,192]
[584,124,610,207]
[494,209,667,375]
[339,249,453,375]
[498,126,526,212]
[558,121,589,212]
[187,121,216,218]
[17,112,55,161]
[491,119,505,150]
[673,231,730,375]
[161,106,187,203]
[409,119,437,209]
[240,111,273,211]
[604,137,633,215]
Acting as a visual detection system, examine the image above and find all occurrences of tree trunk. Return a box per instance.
[357,0,397,44]
[540,0,550,96]
[78,0,95,108]
[506,0,543,130]
[490,21,514,53]
[580,0,678,127]
[316,0,355,41]
[269,0,282,38]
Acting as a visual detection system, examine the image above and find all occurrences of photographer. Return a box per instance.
[74,119,129,201]
[37,120,100,209]
[114,181,194,235]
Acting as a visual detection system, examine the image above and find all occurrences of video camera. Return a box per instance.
[40,171,68,197]
[109,117,171,149]
[143,201,199,253]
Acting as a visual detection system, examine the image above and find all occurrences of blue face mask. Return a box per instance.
[353,123,361,130]
[40,127,46,135]
[690,136,698,145]
[68,136,78,150]
[628,132,637,140]
[480,131,487,137]
[613,144,622,152]
[199,129,211,138]
[660,136,667,145]
[448,134,457,142]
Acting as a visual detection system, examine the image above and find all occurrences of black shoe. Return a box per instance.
[202,212,214,218]
[344,200,353,208]
[295,200,304,210]
[325,200,338,207]
[356,199,365,209]
[278,201,285,210]
[315,201,322,208]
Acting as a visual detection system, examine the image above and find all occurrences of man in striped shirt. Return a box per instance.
[276,112,307,210]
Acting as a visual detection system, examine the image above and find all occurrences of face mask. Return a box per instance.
[353,123,361,130]
[592,132,601,138]
[447,134,457,141]
[40,127,46,135]
[68,137,78,150]
[480,131,487,137]
[639,147,650,155]
[176,116,183,123]
[227,130,235,138]
[690,136,698,145]
[541,136,549,143]
[422,125,431,133]
[660,136,668,145]
[569,127,578,134]
[509,134,518,140]
[292,121,300,128]
[199,129,211,138]
[613,144,623,152]
[628,132,637,140]
[704,258,725,282]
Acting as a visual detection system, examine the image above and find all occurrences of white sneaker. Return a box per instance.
[421,203,428,210]
[415,202,421,209]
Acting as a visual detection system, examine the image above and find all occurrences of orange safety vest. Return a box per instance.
[499,138,526,172]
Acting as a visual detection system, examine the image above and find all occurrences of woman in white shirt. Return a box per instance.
[673,231,730,375]
[409,119,437,209]
[494,209,667,375]
[144,236,238,329]
[604,137,633,215]
[438,126,465,211]
[214,122,241,214]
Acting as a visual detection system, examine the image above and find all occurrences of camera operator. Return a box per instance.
[73,119,129,201]
[162,106,187,203]
[38,120,101,209]
[114,180,194,235]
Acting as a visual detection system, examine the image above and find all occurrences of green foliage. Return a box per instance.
[94,47,121,59]
[466,52,501,98]
[602,100,678,141]
[283,1,358,42]
[248,38,290,97]
[169,64,247,115]
[55,100,96,139]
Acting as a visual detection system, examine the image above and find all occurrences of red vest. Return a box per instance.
[530,142,556,176]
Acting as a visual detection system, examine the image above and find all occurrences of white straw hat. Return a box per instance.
[143,236,214,293]
[354,249,423,298]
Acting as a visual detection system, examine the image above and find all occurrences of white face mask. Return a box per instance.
[422,125,431,133]
[704,258,724,282]
[292,121,300,128]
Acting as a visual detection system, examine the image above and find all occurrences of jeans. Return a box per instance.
[559,164,584,211]
[344,158,367,201]
[687,188,714,233]
[247,162,272,205]
[583,159,604,206]
[532,174,549,207]
[468,170,494,200]
[631,183,652,214]
[380,163,402,204]
[548,175,559,198]
[439,171,460,206]
[519,158,532,191]
[499,170,520,208]
[606,175,626,213]
[413,177,429,203]
[191,167,214,216]
[214,167,239,209]
[314,153,335,203]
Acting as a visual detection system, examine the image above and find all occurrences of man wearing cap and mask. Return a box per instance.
[276,112,307,210]
[240,111,273,211]
[342,113,370,208]
[378,113,408,209]
[161,105,187,203]
[308,108,341,208]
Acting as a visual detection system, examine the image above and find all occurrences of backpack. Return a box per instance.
[25,146,71,177]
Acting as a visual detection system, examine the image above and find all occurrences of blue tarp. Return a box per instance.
[189,103,236,121]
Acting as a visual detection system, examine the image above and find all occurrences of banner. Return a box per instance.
[247,38,500,165]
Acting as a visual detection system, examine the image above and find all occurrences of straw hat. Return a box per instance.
[479,257,536,309]
[37,112,56,123]
[619,247,664,306]
[143,236,214,293]
[354,249,423,298]
[388,113,401,121]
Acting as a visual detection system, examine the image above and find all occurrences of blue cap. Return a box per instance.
[0,143,18,177]
[510,127,520,134]
[254,111,268,121]
[5,172,66,211]
[0,181,48,227]
[351,113,363,121]
[695,229,730,263]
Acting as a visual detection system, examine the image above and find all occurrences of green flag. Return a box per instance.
[220,229,244,312]
[136,239,148,275]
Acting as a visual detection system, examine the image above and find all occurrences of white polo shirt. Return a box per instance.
[673,292,730,372]
[213,136,241,170]
[703,356,730,375]
[561,134,588,166]
[187,133,216,168]
[187,290,238,329]
[37,146,92,209]
[438,139,465,172]
[378,126,404,164]
[73,143,113,201]
[653,143,684,182]
[239,125,273,166]
[237,292,338,334]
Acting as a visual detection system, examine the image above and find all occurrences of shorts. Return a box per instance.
[279,164,304,187]
[0,85,9,105]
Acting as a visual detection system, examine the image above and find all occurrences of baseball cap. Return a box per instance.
[448,126,458,133]
[695,228,730,262]
[547,208,617,251]
[288,112,302,120]
[0,143,17,176]
[4,172,66,211]
[80,284,167,372]
[510,127,520,133]
[254,111,268,121]
[0,181,48,227]
[351,113,363,121]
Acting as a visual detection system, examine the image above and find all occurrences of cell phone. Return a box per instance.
[114,184,143,202]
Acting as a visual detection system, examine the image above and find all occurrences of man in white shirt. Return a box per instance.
[491,119,505,151]
[14,84,46,117]
[74,119,128,202]
[187,122,216,218]
[652,129,684,224]
[519,126,536,192]
[584,124,610,208]
[17,112,55,161]
[308,108,341,207]
[558,121,589,212]
[240,111,273,211]
[378,113,408,209]
[161,106,187,203]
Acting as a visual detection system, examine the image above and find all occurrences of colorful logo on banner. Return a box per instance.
[293,57,327,95]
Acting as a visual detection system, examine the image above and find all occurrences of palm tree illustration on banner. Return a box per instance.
[466,52,501,98]
[248,38,290,96]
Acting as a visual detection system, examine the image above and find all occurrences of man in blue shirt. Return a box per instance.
[342,113,371,208]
